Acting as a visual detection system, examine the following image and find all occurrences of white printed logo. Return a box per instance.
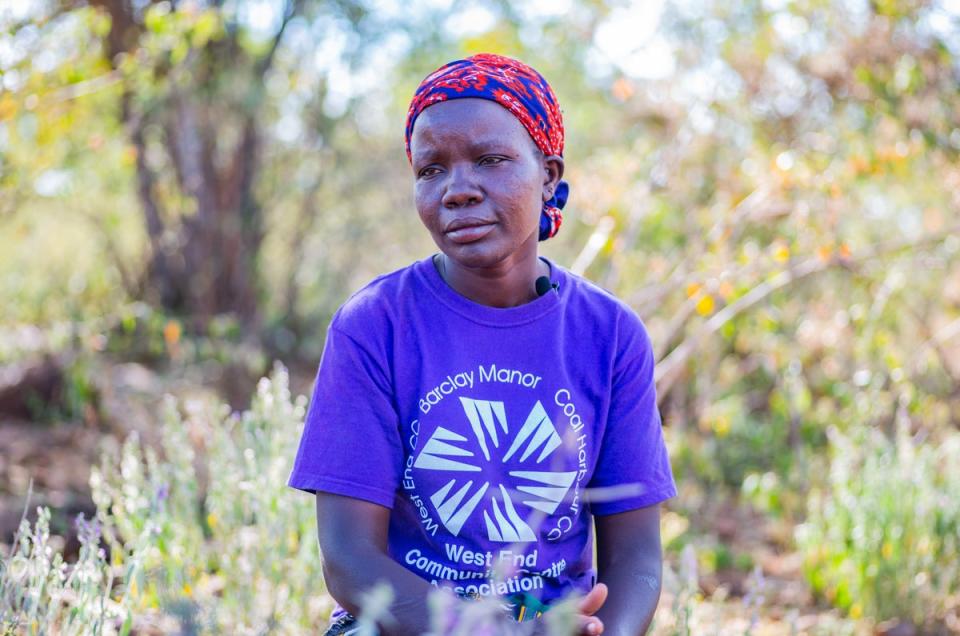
[414,397,576,542]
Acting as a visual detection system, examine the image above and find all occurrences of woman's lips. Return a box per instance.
[445,223,496,243]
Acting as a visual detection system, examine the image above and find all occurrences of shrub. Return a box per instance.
[3,364,327,634]
[0,508,122,634]
[796,423,960,628]
[89,362,328,633]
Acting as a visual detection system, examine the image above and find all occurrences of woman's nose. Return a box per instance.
[441,165,483,208]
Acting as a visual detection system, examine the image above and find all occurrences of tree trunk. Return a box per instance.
[79,0,299,335]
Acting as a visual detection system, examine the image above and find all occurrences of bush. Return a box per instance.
[2,364,328,634]
[89,362,328,633]
[0,508,121,634]
[796,423,960,628]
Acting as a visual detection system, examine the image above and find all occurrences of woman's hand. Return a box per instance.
[576,582,608,635]
[522,583,607,636]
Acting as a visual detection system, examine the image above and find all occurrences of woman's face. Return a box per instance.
[409,98,562,270]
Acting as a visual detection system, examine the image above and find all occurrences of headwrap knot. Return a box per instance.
[405,53,568,241]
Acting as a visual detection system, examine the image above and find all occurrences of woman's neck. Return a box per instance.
[435,252,550,308]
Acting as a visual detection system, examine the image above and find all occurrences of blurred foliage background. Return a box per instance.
[1,0,959,633]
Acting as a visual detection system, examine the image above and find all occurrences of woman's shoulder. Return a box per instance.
[558,266,651,347]
[329,259,422,336]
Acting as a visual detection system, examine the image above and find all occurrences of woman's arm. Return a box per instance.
[593,504,664,636]
[316,492,436,636]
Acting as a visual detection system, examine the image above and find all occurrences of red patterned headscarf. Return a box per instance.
[404,54,568,241]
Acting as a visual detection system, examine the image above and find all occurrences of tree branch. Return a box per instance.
[655,257,826,399]
[253,0,304,79]
[654,222,960,402]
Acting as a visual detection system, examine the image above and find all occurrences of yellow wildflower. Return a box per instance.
[695,294,715,316]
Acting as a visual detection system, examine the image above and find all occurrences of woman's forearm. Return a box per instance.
[316,494,439,635]
[322,543,436,636]
[593,561,662,635]
[594,505,665,636]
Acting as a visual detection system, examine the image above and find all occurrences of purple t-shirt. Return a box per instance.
[288,254,676,621]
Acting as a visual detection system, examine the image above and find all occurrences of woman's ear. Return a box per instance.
[542,155,565,202]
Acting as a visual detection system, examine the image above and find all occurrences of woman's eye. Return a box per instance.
[479,156,504,166]
[418,166,441,178]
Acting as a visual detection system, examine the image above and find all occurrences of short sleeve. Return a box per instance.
[287,323,403,508]
[588,319,677,516]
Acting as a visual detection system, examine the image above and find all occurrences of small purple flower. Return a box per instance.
[74,513,102,545]
[744,565,766,630]
[156,484,170,503]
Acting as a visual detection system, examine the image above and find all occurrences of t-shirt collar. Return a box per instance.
[416,253,564,327]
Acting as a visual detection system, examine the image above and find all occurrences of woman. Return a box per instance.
[289,54,677,635]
